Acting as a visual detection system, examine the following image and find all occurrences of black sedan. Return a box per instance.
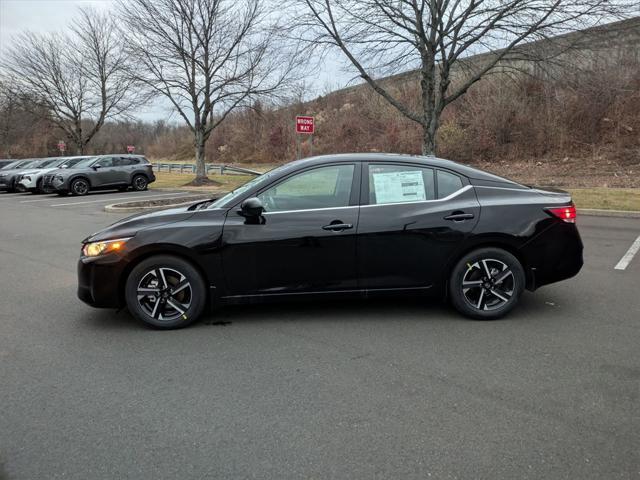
[78,154,583,329]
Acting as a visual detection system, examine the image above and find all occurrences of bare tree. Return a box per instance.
[294,0,638,155]
[118,0,301,184]
[1,8,143,154]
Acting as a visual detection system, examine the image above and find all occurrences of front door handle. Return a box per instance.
[322,223,353,231]
[444,212,474,221]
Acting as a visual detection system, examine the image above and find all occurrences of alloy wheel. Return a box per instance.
[136,267,192,322]
[134,176,147,190]
[72,179,89,195]
[462,258,515,311]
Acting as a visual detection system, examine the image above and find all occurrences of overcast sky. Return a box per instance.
[0,0,355,122]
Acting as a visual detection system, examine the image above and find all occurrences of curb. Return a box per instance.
[578,208,640,218]
[104,195,210,213]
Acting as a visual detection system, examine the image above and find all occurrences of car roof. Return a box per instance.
[92,154,145,158]
[287,153,522,186]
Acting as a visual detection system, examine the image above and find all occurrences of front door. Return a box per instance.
[357,163,480,290]
[221,163,361,296]
[92,157,120,186]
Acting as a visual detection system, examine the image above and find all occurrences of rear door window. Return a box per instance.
[368,164,435,205]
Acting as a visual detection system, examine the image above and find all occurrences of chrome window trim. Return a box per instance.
[238,185,473,214]
[474,185,528,192]
[262,205,358,215]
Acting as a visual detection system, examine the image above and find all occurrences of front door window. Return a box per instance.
[257,164,355,212]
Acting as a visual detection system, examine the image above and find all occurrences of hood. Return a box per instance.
[0,167,30,177]
[20,167,59,176]
[84,205,225,242]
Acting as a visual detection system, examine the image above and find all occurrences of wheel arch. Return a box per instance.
[131,171,151,182]
[69,174,92,187]
[118,245,212,306]
[444,238,533,295]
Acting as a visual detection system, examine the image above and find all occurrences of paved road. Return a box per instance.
[1,190,639,480]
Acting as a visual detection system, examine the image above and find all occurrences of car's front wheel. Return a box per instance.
[449,247,525,320]
[125,255,207,329]
[70,178,90,196]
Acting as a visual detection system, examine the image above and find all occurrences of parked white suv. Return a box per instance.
[17,156,93,194]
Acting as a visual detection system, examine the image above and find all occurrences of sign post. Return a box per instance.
[295,115,315,160]
[126,145,136,154]
[57,141,66,154]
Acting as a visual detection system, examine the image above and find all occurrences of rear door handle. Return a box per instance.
[322,223,353,231]
[444,212,474,221]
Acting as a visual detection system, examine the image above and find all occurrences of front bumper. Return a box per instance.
[77,254,129,308]
[42,174,68,193]
[0,176,15,191]
[18,176,38,191]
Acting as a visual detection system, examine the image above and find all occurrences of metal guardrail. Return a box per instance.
[152,163,261,176]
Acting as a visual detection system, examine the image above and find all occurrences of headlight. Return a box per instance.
[54,174,64,181]
[82,238,131,257]
[23,175,31,181]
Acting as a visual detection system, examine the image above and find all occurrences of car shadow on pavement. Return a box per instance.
[82,293,551,331]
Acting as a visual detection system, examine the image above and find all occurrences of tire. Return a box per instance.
[33,179,43,194]
[70,178,90,196]
[125,255,207,329]
[131,174,148,191]
[449,247,525,320]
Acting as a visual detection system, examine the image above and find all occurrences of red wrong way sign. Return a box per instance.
[57,141,66,152]
[296,115,314,134]
[126,145,135,153]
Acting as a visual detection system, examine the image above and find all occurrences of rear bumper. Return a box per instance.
[521,222,584,290]
[77,255,128,308]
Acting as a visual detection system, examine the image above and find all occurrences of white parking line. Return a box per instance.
[20,192,183,204]
[614,234,640,270]
[49,192,191,207]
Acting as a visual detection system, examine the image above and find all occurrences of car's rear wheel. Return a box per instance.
[449,247,525,320]
[125,255,207,329]
[132,175,148,191]
[70,178,90,196]
[33,178,43,194]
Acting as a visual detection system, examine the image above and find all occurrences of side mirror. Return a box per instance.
[92,165,101,170]
[238,197,264,218]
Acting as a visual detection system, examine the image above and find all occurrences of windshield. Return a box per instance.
[61,157,92,168]
[72,157,98,168]
[1,161,21,170]
[12,160,36,169]
[209,166,285,208]
[33,158,59,168]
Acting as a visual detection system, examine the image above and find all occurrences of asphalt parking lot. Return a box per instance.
[0,190,639,480]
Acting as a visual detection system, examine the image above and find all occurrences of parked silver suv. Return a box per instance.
[42,155,156,196]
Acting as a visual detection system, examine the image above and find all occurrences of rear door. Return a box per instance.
[356,162,480,290]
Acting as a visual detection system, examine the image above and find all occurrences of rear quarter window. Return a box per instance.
[437,170,464,198]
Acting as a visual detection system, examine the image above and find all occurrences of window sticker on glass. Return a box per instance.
[372,170,426,204]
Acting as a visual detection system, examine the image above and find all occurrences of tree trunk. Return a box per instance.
[194,130,208,180]
[74,137,84,155]
[421,125,436,156]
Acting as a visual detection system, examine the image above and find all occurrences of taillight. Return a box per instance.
[546,204,577,223]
